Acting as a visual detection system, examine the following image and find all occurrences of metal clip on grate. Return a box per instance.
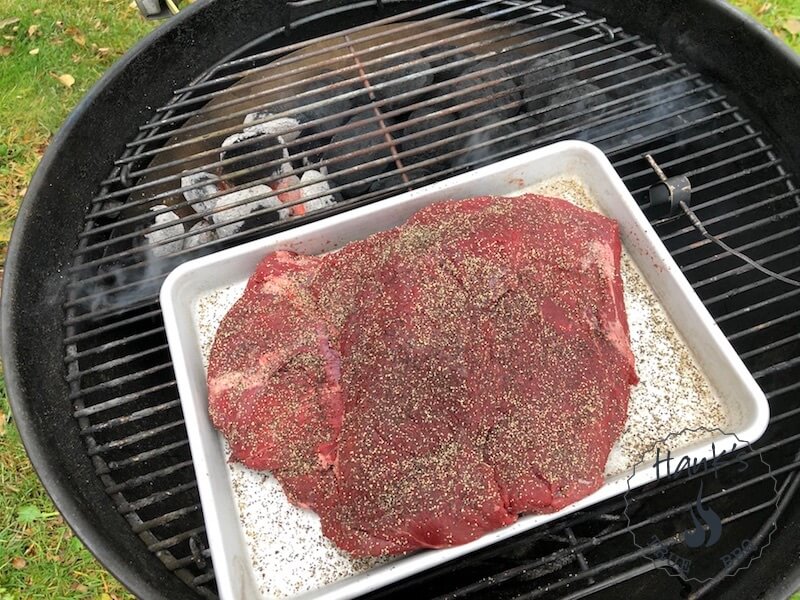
[645,154,800,288]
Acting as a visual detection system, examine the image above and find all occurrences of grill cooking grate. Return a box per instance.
[61,1,800,597]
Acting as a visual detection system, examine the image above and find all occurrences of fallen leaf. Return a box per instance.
[99,593,113,600]
[0,46,11,56]
[51,72,75,88]
[33,9,42,16]
[0,410,6,436]
[784,18,800,35]
[96,46,111,57]
[70,583,89,593]
[29,47,39,55]
[27,24,39,37]
[66,26,86,46]
[3,35,14,40]
[0,17,20,29]
[71,53,81,63]
[55,20,63,29]
[128,1,138,9]
[11,557,26,570]
[757,2,772,15]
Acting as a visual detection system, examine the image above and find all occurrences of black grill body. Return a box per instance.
[2,1,799,599]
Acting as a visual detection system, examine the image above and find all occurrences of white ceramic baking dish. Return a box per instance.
[160,140,768,600]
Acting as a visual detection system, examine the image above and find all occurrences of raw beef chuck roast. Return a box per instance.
[207,194,638,556]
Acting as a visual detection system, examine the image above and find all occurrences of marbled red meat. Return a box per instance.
[207,194,638,556]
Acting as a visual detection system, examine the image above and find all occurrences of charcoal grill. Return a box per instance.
[2,0,799,598]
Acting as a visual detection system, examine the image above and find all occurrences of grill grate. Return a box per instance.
[60,1,800,598]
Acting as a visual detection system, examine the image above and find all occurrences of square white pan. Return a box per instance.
[160,140,768,600]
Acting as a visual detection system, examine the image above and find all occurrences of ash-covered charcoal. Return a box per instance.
[145,206,185,256]
[446,64,521,120]
[368,166,434,194]
[184,220,218,250]
[209,192,255,238]
[401,107,459,165]
[324,111,394,197]
[526,83,605,124]
[420,45,475,81]
[212,185,289,237]
[369,53,434,111]
[220,130,284,185]
[242,112,301,142]
[182,171,222,213]
[297,170,338,213]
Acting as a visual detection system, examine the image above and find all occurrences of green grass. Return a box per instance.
[1,4,156,598]
[0,0,158,266]
[0,376,133,599]
[730,0,800,51]
[0,1,798,598]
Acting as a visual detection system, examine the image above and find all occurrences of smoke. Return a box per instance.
[73,217,223,318]
[454,128,496,169]
[451,74,712,173]
[572,78,710,149]
[76,250,177,317]
[453,115,527,170]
